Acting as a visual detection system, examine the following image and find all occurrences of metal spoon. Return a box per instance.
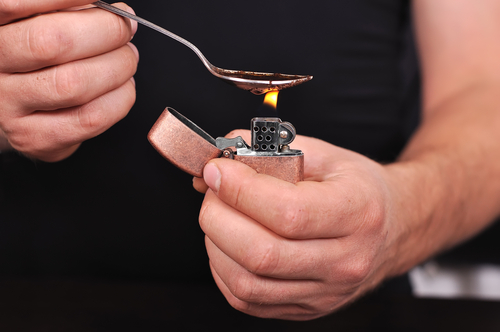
[93,1,312,95]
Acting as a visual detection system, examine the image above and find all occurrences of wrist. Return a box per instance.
[381,159,445,277]
[382,146,500,278]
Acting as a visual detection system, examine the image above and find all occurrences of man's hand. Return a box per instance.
[0,1,139,161]
[195,131,408,320]
[191,0,500,321]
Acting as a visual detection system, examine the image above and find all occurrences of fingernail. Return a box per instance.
[127,42,140,62]
[124,6,138,35]
[203,162,221,193]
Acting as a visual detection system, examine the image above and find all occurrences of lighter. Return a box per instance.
[148,107,304,183]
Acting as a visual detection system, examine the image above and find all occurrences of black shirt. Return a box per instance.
[0,0,421,282]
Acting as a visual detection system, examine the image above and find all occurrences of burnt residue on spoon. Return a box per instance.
[213,69,313,95]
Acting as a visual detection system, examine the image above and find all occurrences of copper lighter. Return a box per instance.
[148,107,304,183]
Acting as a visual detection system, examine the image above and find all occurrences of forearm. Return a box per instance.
[385,84,500,276]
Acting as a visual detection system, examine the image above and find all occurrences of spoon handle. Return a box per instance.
[92,1,212,70]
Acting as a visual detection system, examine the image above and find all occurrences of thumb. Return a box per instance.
[203,161,223,194]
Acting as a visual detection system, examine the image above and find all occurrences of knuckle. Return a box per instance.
[27,23,72,63]
[226,129,246,138]
[75,105,106,133]
[6,119,75,161]
[226,129,240,137]
[246,242,280,276]
[343,256,373,285]
[232,183,244,209]
[13,134,75,162]
[225,129,250,142]
[51,65,88,104]
[279,201,309,238]
[4,121,32,151]
[363,195,386,231]
[226,295,252,314]
[230,274,260,302]
[5,131,26,152]
[0,0,21,19]
[9,127,46,156]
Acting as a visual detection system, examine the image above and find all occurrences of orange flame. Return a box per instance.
[263,91,279,110]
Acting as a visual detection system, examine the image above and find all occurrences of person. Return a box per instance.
[1,0,500,323]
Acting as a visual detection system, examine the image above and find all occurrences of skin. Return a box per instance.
[2,0,500,322]
[194,0,500,320]
[0,1,138,161]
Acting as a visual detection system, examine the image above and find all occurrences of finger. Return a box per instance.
[192,177,209,193]
[0,0,93,25]
[191,130,249,193]
[2,43,138,114]
[207,229,371,320]
[202,158,375,239]
[5,77,136,162]
[201,190,380,290]
[206,235,323,303]
[0,3,137,73]
[225,129,251,141]
[209,259,325,321]
[200,189,350,280]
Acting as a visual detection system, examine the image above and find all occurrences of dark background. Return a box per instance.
[1,0,499,330]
